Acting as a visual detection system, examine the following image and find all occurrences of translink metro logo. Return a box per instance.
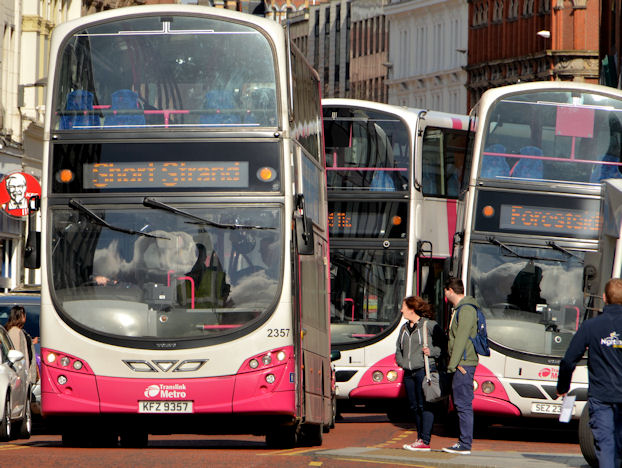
[601,331,622,348]
[143,384,188,399]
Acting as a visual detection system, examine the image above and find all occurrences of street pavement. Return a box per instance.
[317,446,588,467]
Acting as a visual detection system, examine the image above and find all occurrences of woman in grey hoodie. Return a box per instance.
[396,296,442,452]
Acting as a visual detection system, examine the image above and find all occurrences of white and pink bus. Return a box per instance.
[37,5,332,447]
[322,99,470,416]
[454,81,622,423]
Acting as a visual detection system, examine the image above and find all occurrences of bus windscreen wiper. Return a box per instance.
[547,241,584,263]
[487,236,561,262]
[143,197,274,230]
[69,199,169,239]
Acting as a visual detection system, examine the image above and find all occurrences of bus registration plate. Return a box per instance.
[531,403,562,415]
[139,401,193,413]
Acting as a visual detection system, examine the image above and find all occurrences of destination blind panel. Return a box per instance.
[499,204,600,237]
[474,190,601,239]
[83,161,249,189]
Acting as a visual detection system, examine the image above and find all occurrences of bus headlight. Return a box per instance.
[481,381,495,394]
[249,359,259,369]
[372,371,384,383]
[60,356,70,367]
[262,354,272,365]
[386,370,398,382]
[276,350,286,361]
[46,352,57,364]
[265,374,276,384]
[57,375,68,385]
[73,361,83,370]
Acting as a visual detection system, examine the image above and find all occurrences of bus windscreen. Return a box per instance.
[53,15,277,130]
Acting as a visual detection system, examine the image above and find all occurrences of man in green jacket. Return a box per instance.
[442,276,479,455]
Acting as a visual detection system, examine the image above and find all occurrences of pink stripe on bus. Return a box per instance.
[326,167,407,171]
[446,199,458,256]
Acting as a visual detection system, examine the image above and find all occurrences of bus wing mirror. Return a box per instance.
[29,195,40,212]
[443,257,452,278]
[330,350,341,362]
[295,214,314,255]
[24,195,41,269]
[582,264,597,293]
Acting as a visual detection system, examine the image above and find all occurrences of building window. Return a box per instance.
[473,1,489,27]
[539,0,551,13]
[508,0,519,19]
[493,0,504,22]
[523,0,534,16]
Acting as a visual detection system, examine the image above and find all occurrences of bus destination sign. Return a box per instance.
[499,204,601,237]
[83,161,249,189]
[475,190,601,239]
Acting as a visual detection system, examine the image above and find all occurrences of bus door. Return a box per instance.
[293,149,330,426]
[417,254,451,332]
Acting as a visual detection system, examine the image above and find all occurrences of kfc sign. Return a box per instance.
[0,172,41,218]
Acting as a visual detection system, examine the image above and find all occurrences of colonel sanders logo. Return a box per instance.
[0,172,41,218]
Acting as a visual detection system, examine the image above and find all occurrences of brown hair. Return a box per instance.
[402,295,434,319]
[444,276,464,295]
[5,305,25,330]
[605,278,622,305]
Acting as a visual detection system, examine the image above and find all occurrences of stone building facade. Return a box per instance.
[385,0,468,114]
[0,0,81,288]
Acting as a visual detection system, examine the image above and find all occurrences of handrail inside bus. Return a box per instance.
[483,150,622,167]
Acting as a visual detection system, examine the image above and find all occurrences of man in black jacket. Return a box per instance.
[557,277,622,468]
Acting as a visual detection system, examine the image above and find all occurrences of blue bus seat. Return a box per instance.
[481,144,510,178]
[105,89,146,127]
[60,90,100,129]
[511,146,543,179]
[199,90,240,125]
[244,88,276,126]
[370,171,396,191]
[590,153,622,182]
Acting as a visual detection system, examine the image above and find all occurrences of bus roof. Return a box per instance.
[474,81,622,111]
[51,4,283,40]
[322,98,470,131]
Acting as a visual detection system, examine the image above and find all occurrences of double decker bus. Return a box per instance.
[37,5,331,447]
[322,99,470,414]
[455,81,622,423]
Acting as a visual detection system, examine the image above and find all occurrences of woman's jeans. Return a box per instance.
[403,367,435,444]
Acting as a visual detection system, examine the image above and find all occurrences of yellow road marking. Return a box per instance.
[282,448,322,456]
[260,447,322,456]
[309,462,323,466]
[259,448,297,456]
[0,445,27,451]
